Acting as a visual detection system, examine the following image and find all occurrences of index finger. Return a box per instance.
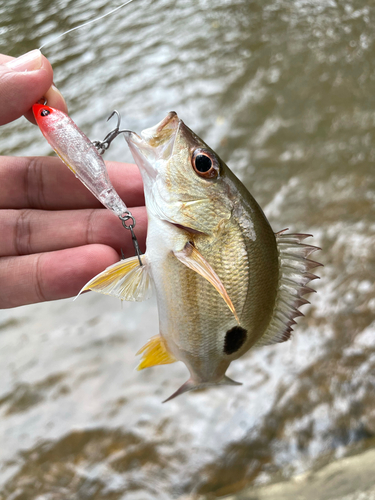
[0,156,144,210]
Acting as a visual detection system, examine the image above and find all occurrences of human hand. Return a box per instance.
[0,50,67,125]
[0,51,146,308]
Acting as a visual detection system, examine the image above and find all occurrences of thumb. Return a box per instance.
[0,50,66,126]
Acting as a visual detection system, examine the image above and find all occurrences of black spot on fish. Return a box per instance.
[223,326,247,355]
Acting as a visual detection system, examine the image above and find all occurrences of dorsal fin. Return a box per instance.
[255,230,322,346]
[77,254,152,302]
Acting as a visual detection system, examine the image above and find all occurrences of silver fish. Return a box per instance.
[82,112,321,401]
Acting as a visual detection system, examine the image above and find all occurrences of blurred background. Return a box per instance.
[1,0,375,498]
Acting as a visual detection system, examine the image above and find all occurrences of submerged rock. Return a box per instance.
[230,449,375,500]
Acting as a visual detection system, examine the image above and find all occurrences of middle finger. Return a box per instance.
[0,207,147,257]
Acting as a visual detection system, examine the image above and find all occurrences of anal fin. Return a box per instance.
[136,335,177,370]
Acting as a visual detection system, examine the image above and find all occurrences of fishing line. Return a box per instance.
[39,0,137,51]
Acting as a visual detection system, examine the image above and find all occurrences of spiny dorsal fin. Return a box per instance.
[174,242,239,323]
[136,335,177,370]
[77,254,152,302]
[255,230,322,347]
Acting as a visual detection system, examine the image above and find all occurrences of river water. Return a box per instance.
[1,0,375,498]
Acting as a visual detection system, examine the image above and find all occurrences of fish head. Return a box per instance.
[125,112,232,233]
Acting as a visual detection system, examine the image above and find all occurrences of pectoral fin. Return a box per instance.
[136,335,177,370]
[173,242,239,323]
[78,254,152,302]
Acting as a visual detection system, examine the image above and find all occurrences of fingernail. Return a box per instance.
[5,49,42,72]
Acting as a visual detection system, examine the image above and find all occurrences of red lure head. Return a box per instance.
[32,104,59,130]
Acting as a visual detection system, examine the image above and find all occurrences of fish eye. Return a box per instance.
[195,155,212,172]
[40,109,50,117]
[191,149,219,179]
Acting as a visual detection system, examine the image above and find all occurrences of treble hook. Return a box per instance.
[91,110,143,266]
[92,110,132,154]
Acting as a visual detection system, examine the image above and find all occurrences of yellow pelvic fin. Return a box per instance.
[136,335,177,371]
[173,242,239,323]
[77,254,151,302]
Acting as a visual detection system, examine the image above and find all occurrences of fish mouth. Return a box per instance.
[124,112,180,177]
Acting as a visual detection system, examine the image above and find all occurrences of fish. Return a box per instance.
[81,111,321,402]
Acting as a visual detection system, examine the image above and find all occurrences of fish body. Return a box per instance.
[142,135,278,382]
[82,112,320,400]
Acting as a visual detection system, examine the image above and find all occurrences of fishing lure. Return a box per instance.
[32,103,142,263]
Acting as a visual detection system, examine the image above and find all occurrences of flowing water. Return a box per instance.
[1,0,375,498]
